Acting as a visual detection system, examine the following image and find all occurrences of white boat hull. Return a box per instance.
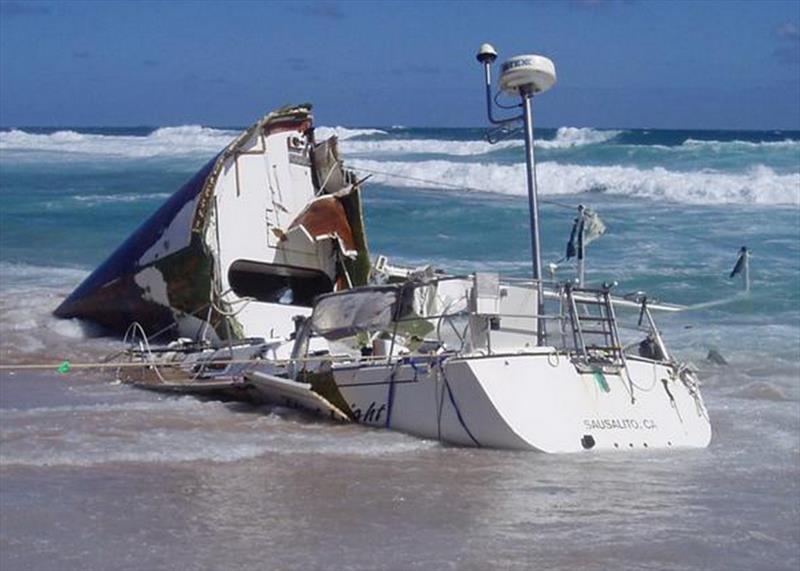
[332,350,711,452]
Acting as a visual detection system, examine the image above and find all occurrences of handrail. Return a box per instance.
[379,273,686,313]
[309,271,732,363]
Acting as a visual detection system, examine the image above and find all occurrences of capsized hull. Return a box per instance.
[331,351,711,452]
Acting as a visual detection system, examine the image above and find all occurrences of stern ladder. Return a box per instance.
[565,284,636,401]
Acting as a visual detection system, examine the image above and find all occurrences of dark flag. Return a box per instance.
[729,247,748,278]
[565,216,584,260]
[565,209,605,260]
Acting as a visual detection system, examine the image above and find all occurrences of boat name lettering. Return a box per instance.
[352,401,386,424]
[583,418,657,431]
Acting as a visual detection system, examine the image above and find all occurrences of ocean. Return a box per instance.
[0,123,798,570]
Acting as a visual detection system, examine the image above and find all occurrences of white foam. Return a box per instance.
[0,430,435,467]
[351,159,800,205]
[0,126,236,159]
[314,126,388,141]
[0,428,274,467]
[0,261,87,291]
[537,126,622,148]
[0,299,110,361]
[73,192,171,205]
[682,138,800,150]
[0,262,115,363]
[1,396,207,419]
[337,127,618,156]
[0,401,437,467]
[0,125,389,160]
[341,138,521,156]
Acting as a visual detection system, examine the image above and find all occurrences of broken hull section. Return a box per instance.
[55,106,370,342]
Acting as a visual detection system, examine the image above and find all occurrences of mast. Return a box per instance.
[520,89,546,345]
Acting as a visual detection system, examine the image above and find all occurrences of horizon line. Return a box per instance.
[2,124,800,134]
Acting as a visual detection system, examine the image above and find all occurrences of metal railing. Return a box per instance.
[307,275,673,367]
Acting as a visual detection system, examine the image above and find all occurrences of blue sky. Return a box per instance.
[1,0,798,130]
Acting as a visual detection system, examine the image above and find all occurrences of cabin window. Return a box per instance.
[228,260,333,307]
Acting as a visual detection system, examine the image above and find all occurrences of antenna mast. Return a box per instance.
[476,45,557,346]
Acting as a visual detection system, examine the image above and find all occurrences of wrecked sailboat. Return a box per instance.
[57,46,722,452]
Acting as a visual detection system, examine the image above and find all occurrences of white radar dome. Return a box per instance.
[499,54,557,96]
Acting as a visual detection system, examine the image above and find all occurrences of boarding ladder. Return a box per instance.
[564,284,637,401]
[565,285,626,368]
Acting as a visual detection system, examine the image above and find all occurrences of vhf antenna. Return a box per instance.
[476,43,557,346]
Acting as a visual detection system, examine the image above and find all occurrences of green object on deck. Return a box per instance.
[592,368,610,393]
[56,361,71,374]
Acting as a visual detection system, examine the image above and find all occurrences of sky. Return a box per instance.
[0,0,799,130]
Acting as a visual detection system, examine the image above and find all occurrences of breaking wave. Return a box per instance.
[314,126,388,141]
[0,126,236,158]
[0,428,437,467]
[73,192,171,205]
[340,138,521,156]
[350,159,800,205]
[537,126,622,148]
[338,127,619,156]
[0,125,388,160]
[0,395,437,467]
[0,261,86,290]
[0,262,112,364]
[681,138,800,150]
[0,125,621,161]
